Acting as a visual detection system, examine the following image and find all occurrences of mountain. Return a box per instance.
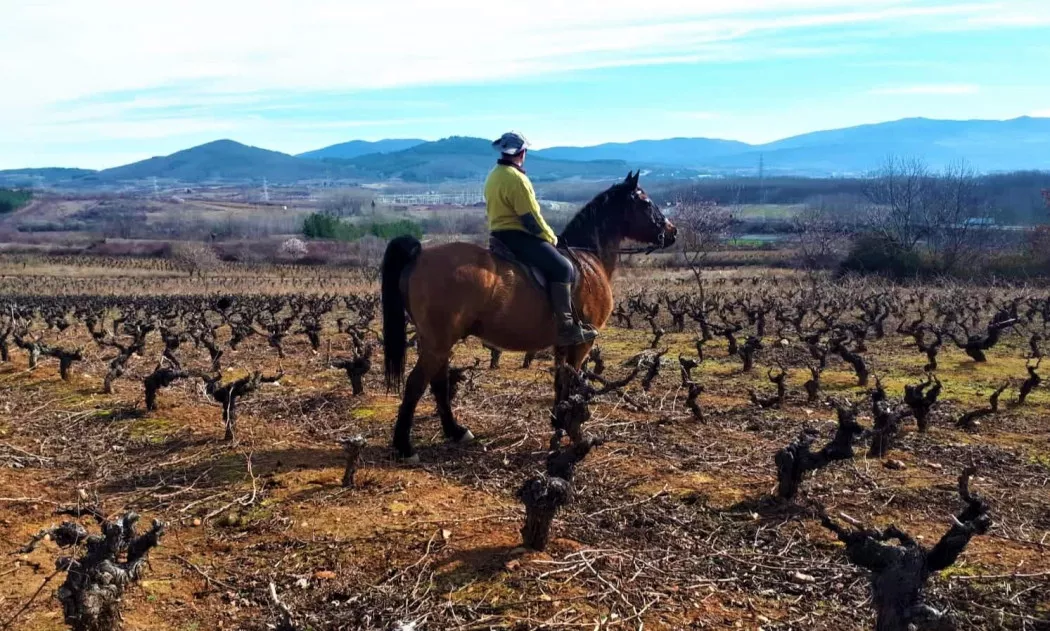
[534,117,1050,176]
[298,139,425,160]
[340,136,683,183]
[95,139,337,183]
[9,116,1050,186]
[736,116,1050,175]
[534,137,751,166]
[80,136,668,185]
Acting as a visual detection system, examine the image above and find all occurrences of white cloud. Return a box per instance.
[869,84,981,96]
[2,0,1049,166]
[0,0,1035,110]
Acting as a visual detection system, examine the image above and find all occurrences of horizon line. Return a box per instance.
[4,113,1049,171]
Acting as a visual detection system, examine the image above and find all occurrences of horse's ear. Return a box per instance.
[624,170,639,188]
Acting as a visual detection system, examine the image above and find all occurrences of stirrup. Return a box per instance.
[557,322,598,347]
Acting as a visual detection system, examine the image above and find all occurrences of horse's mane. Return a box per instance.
[559,182,627,250]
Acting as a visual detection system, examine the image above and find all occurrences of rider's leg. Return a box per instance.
[492,230,572,283]
[491,231,596,346]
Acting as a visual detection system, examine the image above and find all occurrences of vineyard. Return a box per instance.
[0,257,1048,630]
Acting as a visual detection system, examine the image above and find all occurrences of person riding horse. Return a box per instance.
[381,148,677,460]
[485,131,598,347]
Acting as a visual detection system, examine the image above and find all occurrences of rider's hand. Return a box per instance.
[552,236,559,247]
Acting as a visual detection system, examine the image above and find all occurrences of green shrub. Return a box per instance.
[839,233,925,279]
[0,188,32,214]
[302,213,423,241]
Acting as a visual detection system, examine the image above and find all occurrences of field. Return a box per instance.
[0,257,1048,631]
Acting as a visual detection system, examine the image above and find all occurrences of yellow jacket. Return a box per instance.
[484,163,557,245]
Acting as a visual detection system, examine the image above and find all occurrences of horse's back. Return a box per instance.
[406,240,609,352]
[411,240,537,290]
[416,241,495,271]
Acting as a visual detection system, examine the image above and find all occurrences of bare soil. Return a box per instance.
[0,261,1047,631]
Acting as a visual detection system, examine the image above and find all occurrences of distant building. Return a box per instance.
[963,217,996,226]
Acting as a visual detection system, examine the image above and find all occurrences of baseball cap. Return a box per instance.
[492,131,530,155]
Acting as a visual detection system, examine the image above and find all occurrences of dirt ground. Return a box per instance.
[0,261,1048,631]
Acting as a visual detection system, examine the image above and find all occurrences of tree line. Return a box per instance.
[671,158,1050,278]
[0,188,32,214]
[301,212,423,241]
[653,168,1050,226]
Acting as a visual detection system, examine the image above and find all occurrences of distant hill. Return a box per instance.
[297,139,425,160]
[0,167,97,187]
[96,139,336,183]
[724,116,1050,175]
[9,116,1050,186]
[340,136,672,183]
[532,117,1050,175]
[534,137,750,166]
[74,136,661,186]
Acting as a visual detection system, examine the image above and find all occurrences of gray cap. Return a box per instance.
[492,131,530,155]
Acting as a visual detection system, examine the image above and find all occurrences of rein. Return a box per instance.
[568,246,661,255]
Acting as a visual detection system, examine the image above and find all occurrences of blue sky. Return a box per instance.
[2,0,1048,169]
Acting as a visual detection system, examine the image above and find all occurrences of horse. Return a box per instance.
[380,171,677,460]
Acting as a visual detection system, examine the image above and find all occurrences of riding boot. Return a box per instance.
[550,282,598,347]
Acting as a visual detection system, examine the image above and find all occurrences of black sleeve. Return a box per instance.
[519,213,544,236]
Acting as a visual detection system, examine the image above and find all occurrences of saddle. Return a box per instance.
[488,237,581,293]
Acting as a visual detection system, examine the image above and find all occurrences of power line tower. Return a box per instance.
[757,153,766,205]
[262,177,270,203]
[152,177,159,199]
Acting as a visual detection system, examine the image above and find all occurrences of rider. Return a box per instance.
[485,131,598,346]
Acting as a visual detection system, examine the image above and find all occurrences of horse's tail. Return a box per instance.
[381,234,421,392]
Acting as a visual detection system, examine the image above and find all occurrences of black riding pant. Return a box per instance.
[491,230,574,284]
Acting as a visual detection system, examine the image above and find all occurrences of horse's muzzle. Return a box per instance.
[661,223,678,248]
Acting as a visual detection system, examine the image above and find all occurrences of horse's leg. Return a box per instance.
[430,362,473,443]
[392,350,447,462]
[566,342,594,372]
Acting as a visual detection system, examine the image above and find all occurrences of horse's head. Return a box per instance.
[615,171,677,249]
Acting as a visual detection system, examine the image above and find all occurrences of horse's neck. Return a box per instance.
[574,235,621,279]
[597,236,621,277]
[561,213,622,276]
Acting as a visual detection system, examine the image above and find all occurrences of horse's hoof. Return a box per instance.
[401,453,421,465]
[456,429,475,444]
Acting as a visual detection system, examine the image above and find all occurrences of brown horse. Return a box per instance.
[381,171,677,460]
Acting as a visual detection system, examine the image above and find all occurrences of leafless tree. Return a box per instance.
[671,193,734,288]
[863,157,934,251]
[320,188,373,217]
[864,158,997,273]
[926,161,994,273]
[791,198,848,269]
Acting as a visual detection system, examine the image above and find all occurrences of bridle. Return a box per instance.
[563,186,672,256]
[572,204,669,255]
[635,191,671,254]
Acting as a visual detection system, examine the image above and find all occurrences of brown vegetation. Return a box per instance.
[0,259,1047,630]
